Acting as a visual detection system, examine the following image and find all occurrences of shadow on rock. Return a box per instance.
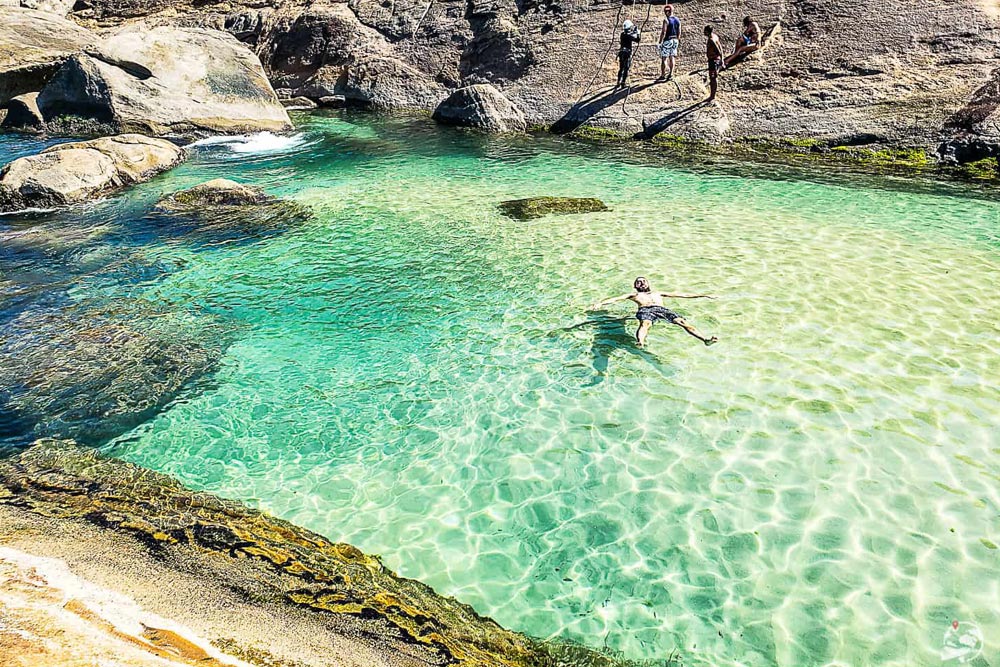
[550,83,655,135]
[0,302,233,447]
[638,100,711,140]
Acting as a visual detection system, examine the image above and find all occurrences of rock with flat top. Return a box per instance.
[154,178,310,243]
[36,26,292,136]
[0,134,184,212]
[282,96,318,110]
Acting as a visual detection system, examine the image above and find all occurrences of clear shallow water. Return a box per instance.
[3,114,1000,665]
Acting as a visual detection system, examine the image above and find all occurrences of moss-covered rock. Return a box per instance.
[157,179,273,210]
[499,196,609,220]
[958,157,999,180]
[827,145,931,169]
[567,125,632,143]
[154,179,311,243]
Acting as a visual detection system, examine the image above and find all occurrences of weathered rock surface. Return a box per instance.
[0,7,95,105]
[36,26,292,136]
[0,305,228,445]
[36,0,1000,155]
[499,196,609,220]
[282,95,318,110]
[0,440,625,667]
[0,134,183,212]
[18,0,76,15]
[0,92,44,132]
[433,83,527,133]
[0,546,250,667]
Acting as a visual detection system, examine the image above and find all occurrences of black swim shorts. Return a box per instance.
[636,305,680,323]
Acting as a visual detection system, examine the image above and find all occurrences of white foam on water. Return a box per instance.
[189,132,310,154]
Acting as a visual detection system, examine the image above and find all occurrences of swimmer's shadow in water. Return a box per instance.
[560,314,674,387]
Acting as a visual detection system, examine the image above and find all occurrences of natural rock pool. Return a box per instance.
[2,113,999,666]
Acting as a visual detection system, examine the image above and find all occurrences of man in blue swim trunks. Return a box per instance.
[658,4,681,81]
[590,277,718,347]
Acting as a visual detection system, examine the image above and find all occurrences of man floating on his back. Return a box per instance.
[590,277,718,347]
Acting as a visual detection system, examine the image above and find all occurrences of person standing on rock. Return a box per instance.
[616,20,641,89]
[704,25,725,101]
[658,5,681,81]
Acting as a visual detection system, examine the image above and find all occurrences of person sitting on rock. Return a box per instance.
[658,4,681,81]
[616,20,641,89]
[589,277,718,347]
[704,25,725,101]
[725,16,761,66]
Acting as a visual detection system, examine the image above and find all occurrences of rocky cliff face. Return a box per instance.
[62,0,1000,157]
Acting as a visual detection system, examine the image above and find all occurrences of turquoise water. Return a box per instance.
[3,113,1000,665]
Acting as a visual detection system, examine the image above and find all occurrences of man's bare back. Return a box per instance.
[590,276,718,347]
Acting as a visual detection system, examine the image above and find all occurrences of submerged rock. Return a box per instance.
[499,196,609,220]
[0,134,184,212]
[153,179,310,243]
[433,84,527,133]
[0,7,95,106]
[0,304,229,445]
[157,179,272,209]
[36,26,292,136]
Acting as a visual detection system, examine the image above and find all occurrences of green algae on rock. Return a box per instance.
[0,440,638,667]
[499,197,609,220]
[157,179,275,210]
[153,179,311,243]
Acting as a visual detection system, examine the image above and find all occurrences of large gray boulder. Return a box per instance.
[432,84,526,133]
[0,134,184,212]
[264,4,446,110]
[37,26,293,136]
[0,7,95,105]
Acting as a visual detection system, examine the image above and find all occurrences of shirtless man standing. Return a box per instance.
[590,277,718,347]
[704,25,725,101]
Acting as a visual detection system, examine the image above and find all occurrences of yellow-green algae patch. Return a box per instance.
[958,158,999,180]
[0,440,660,667]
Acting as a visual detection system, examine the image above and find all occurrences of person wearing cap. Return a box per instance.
[657,4,681,81]
[616,19,641,89]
